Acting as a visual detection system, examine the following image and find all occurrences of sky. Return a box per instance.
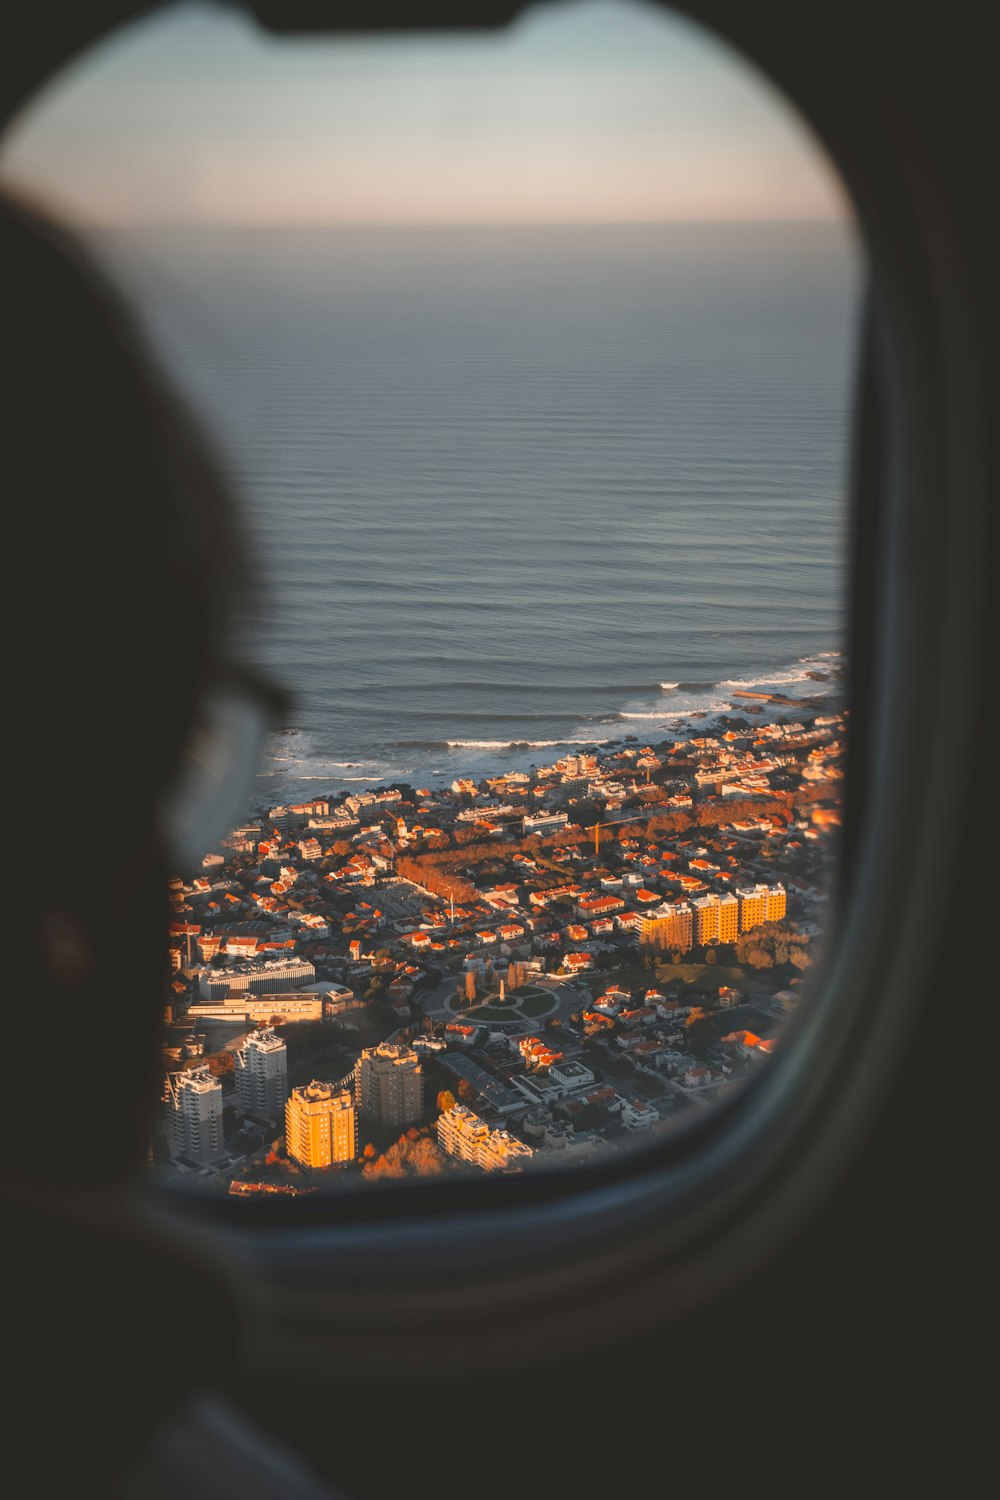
[0,0,849,226]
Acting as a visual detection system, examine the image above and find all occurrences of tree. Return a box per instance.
[436,1090,456,1113]
[362,1153,405,1180]
[457,1078,476,1103]
[685,1008,716,1049]
[362,1129,445,1180]
[409,1138,444,1176]
[464,969,477,1003]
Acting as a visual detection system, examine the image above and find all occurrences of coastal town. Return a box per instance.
[156,692,845,1192]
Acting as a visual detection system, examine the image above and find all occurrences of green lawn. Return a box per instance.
[456,990,556,1022]
[579,958,773,998]
[518,993,556,1018]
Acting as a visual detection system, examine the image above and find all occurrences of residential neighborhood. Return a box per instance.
[155,704,844,1191]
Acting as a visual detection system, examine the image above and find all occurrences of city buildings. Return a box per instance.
[159,697,842,1194]
[188,994,323,1025]
[353,1042,423,1128]
[437,1103,534,1172]
[235,1027,288,1122]
[197,956,316,1000]
[168,1066,225,1165]
[637,900,694,952]
[736,883,787,932]
[285,1081,356,1168]
[691,891,740,944]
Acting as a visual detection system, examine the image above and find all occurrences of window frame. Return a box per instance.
[1,0,986,1369]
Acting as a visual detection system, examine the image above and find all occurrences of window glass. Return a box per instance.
[3,0,859,1193]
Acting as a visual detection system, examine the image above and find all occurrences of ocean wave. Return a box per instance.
[336,678,655,697]
[390,735,608,751]
[258,644,844,800]
[616,700,731,722]
[718,651,844,690]
[447,737,607,750]
[615,712,674,721]
[719,671,823,690]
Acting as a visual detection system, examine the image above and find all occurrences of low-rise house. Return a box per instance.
[621,1098,657,1131]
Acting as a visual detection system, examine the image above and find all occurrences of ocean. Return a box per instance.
[98,220,860,807]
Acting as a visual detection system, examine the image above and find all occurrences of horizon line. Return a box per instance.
[89,214,851,232]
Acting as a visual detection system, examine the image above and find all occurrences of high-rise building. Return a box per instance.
[691,892,740,945]
[719,892,739,942]
[285,1081,356,1168]
[692,893,721,945]
[765,883,787,923]
[354,1042,423,1128]
[436,1103,534,1172]
[235,1027,288,1122]
[168,1066,225,1165]
[737,883,787,933]
[637,901,694,952]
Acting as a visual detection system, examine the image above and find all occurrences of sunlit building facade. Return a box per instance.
[691,892,740,945]
[354,1042,423,1129]
[737,883,787,932]
[285,1081,356,1168]
[436,1103,534,1172]
[637,900,694,952]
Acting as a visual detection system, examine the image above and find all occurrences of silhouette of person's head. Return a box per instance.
[3,191,263,1185]
[2,191,269,1486]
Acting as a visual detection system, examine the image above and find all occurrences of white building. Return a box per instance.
[620,1098,657,1132]
[235,1028,288,1122]
[168,1066,225,1164]
[548,1060,596,1093]
[522,811,570,835]
[437,1104,534,1172]
[197,956,316,1000]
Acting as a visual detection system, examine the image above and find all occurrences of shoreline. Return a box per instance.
[253,652,845,811]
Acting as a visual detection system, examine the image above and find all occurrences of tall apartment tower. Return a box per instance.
[691,892,740,945]
[235,1027,288,1122]
[169,1066,225,1165]
[637,901,694,953]
[737,883,788,933]
[285,1081,356,1168]
[354,1042,423,1129]
[765,883,788,923]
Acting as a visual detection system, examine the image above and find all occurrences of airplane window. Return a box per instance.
[2,0,861,1197]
